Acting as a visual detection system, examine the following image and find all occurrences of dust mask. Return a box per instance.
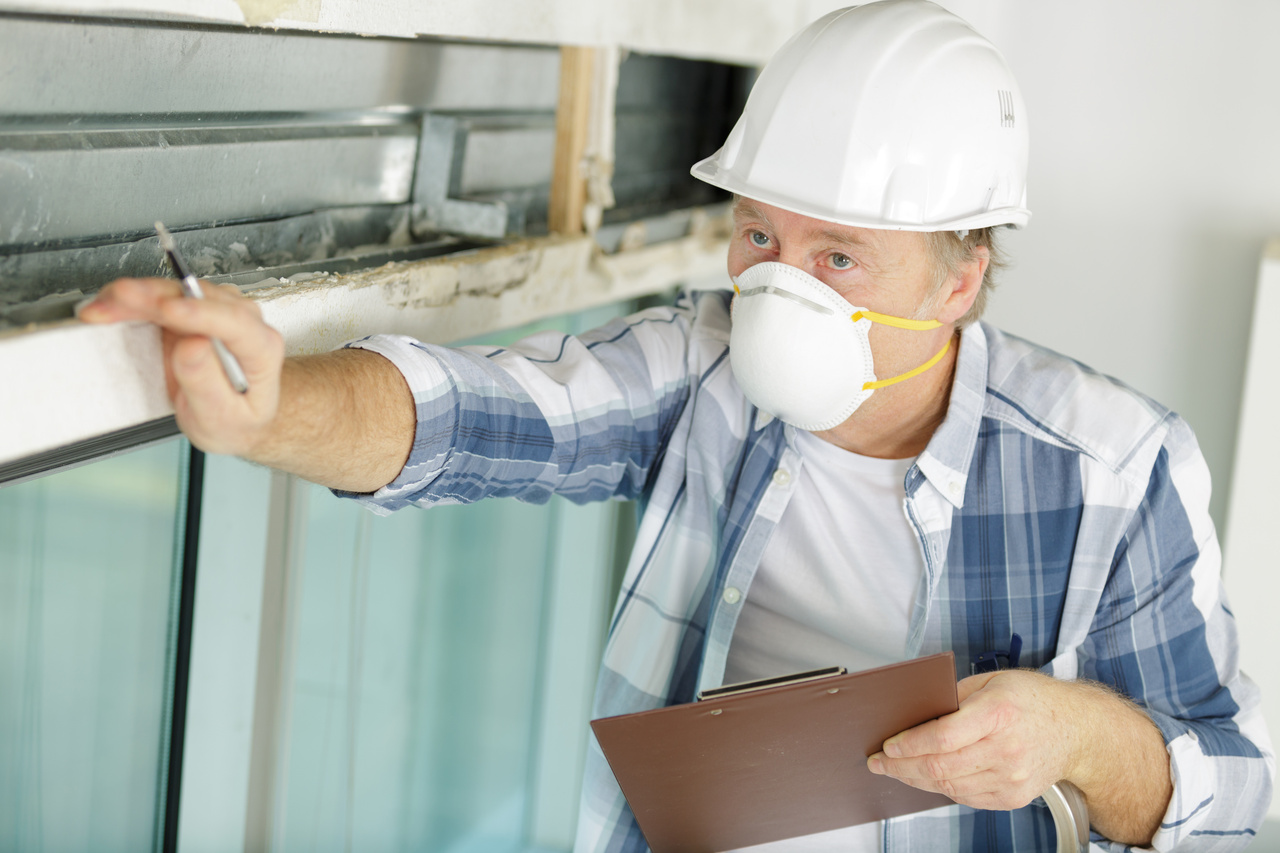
[728,262,951,431]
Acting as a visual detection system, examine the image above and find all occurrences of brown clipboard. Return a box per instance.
[590,652,959,853]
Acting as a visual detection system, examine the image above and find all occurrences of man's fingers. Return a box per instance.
[882,672,1012,760]
[869,742,988,784]
[161,329,181,400]
[80,277,261,337]
[79,277,284,457]
[876,765,1020,808]
[151,283,283,397]
[169,335,270,453]
[171,335,240,398]
[873,760,1043,812]
[882,704,999,759]
[78,277,185,324]
[156,291,279,380]
[85,278,280,384]
[90,277,281,389]
[956,671,999,703]
[869,672,1078,814]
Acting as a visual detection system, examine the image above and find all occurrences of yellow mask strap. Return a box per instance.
[733,284,949,390]
[851,310,942,331]
[853,309,948,390]
[863,338,952,391]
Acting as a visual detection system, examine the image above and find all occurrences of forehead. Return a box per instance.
[731,197,924,259]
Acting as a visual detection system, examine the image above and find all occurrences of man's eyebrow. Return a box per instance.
[817,228,878,254]
[733,198,881,255]
[732,198,774,227]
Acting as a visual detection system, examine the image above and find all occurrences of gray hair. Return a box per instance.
[923,227,1007,327]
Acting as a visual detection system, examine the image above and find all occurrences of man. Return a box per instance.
[80,1,1271,850]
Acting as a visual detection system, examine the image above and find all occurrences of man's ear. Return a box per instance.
[933,244,989,325]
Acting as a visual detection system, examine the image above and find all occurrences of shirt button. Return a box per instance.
[948,482,963,498]
[772,468,791,487]
[722,586,742,605]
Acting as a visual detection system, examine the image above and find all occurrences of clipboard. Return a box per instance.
[590,652,959,853]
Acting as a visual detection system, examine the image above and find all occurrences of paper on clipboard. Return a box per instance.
[590,651,959,853]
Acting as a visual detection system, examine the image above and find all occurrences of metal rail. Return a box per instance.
[1044,780,1090,852]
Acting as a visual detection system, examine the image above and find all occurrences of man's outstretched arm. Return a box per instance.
[79,277,415,493]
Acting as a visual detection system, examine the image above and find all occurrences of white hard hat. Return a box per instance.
[692,0,1030,231]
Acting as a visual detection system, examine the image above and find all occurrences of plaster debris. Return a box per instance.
[234,0,319,25]
[246,211,729,356]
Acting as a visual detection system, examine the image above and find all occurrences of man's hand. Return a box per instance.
[867,669,1173,846]
[867,670,1075,811]
[79,277,416,492]
[79,277,285,457]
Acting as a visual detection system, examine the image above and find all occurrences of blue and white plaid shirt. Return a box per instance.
[346,289,1273,852]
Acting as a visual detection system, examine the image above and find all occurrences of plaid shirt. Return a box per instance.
[347,289,1273,853]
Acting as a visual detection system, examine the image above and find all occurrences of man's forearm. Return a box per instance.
[869,669,1173,847]
[248,348,416,493]
[1063,680,1173,846]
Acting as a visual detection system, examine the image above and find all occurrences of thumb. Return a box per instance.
[957,671,1000,703]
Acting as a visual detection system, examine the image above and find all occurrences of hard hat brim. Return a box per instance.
[692,155,1031,232]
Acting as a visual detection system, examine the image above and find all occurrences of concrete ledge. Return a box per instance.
[0,216,730,467]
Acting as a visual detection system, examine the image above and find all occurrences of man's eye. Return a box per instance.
[830,253,854,270]
[748,231,771,248]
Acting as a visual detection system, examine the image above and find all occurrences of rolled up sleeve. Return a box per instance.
[332,300,699,514]
[1086,418,1274,851]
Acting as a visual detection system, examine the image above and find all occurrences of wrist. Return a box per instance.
[1054,679,1172,845]
[1058,680,1109,795]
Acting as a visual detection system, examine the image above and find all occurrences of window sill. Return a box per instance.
[0,213,729,471]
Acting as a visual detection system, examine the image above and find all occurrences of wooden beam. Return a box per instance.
[549,46,595,235]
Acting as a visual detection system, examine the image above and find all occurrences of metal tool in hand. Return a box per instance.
[154,221,249,394]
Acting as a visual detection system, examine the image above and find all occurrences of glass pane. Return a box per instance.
[177,453,276,853]
[272,302,640,853]
[0,441,185,853]
[276,491,561,853]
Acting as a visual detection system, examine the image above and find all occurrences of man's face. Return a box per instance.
[726,198,949,395]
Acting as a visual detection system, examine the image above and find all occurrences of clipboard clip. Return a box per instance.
[970,633,1022,674]
[696,666,847,702]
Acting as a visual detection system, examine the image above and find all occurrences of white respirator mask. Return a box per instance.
[728,262,951,431]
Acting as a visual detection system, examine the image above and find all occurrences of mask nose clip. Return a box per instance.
[733,281,835,316]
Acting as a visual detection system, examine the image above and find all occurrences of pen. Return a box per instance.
[154,221,250,394]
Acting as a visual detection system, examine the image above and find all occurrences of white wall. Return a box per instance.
[1223,242,1280,821]
[935,1,1280,535]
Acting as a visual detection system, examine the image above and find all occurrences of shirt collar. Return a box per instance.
[915,322,988,508]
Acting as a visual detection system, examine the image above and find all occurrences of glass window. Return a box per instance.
[267,303,638,853]
[0,440,187,853]
[274,491,570,852]
[176,453,276,853]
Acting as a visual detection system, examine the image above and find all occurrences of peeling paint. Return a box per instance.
[457,250,540,298]
[378,263,461,310]
[249,222,729,356]
[252,234,594,310]
[234,0,319,25]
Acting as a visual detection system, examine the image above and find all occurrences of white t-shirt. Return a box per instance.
[724,429,925,852]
